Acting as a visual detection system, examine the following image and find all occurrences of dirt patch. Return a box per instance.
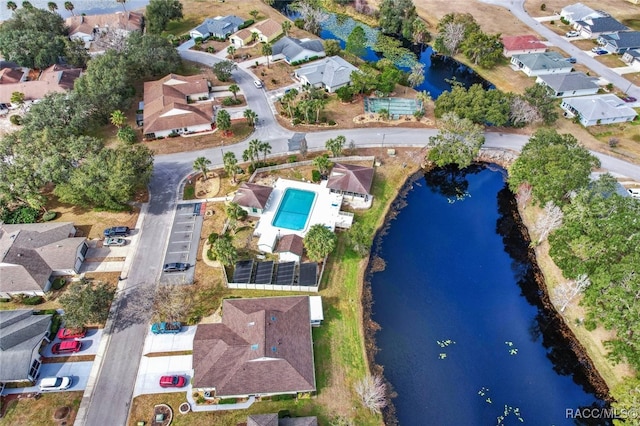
[194,172,221,198]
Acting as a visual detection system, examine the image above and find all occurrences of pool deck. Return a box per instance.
[254,178,346,253]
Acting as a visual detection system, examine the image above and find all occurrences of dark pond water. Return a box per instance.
[369,165,608,425]
[276,4,492,98]
[0,0,150,21]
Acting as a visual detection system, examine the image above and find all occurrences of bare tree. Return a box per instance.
[292,0,329,35]
[442,22,466,55]
[516,183,533,210]
[533,201,563,244]
[552,274,591,312]
[509,96,542,127]
[355,374,387,414]
[151,285,193,322]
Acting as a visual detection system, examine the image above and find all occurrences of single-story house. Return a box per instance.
[65,11,143,44]
[248,413,318,426]
[561,94,638,126]
[294,56,360,93]
[0,222,88,298]
[232,183,274,216]
[142,73,213,138]
[574,16,628,39]
[251,19,283,43]
[501,35,546,58]
[192,296,316,398]
[622,48,640,65]
[599,31,640,54]
[535,72,600,97]
[271,37,325,64]
[229,28,254,47]
[511,52,574,76]
[190,15,244,40]
[0,310,52,384]
[0,65,82,105]
[327,162,374,199]
[560,3,604,25]
[274,234,304,263]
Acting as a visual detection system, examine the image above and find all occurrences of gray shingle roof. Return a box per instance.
[271,37,324,59]
[575,16,627,34]
[512,52,572,71]
[561,3,603,22]
[295,56,359,90]
[0,309,51,381]
[600,31,640,50]
[194,15,243,37]
[563,94,638,121]
[537,72,599,92]
[248,414,279,426]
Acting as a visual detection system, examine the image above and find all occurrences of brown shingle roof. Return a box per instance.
[274,234,303,257]
[65,11,143,37]
[253,19,283,38]
[193,296,316,396]
[232,28,253,42]
[0,68,25,84]
[326,163,374,196]
[232,183,273,209]
[0,65,82,104]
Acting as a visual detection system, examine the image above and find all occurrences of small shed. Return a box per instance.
[275,234,304,263]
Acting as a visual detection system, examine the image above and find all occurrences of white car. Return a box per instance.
[253,80,263,89]
[104,237,127,247]
[566,31,580,38]
[628,188,640,199]
[39,376,72,392]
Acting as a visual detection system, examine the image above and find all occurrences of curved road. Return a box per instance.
[76,32,640,426]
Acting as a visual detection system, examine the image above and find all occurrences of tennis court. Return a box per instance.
[364,97,422,119]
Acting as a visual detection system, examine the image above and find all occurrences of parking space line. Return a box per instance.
[168,250,190,254]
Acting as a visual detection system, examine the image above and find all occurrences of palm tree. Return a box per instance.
[281,20,292,36]
[416,90,431,114]
[223,151,238,184]
[249,139,261,164]
[47,1,58,12]
[259,141,272,162]
[313,154,331,175]
[261,42,273,68]
[263,0,275,5]
[64,1,74,15]
[216,109,231,135]
[243,109,258,127]
[193,156,211,181]
[250,31,259,44]
[228,84,240,101]
[313,98,328,123]
[110,110,126,129]
[226,45,236,60]
[6,1,17,12]
[21,1,33,9]
[116,0,127,11]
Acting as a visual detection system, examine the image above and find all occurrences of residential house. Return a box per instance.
[574,16,628,39]
[229,28,254,47]
[190,15,244,40]
[0,222,88,298]
[560,3,604,25]
[270,37,325,64]
[0,65,82,105]
[327,163,374,200]
[274,234,304,263]
[599,31,640,54]
[142,73,213,138]
[294,56,360,93]
[232,183,274,216]
[510,52,574,76]
[251,19,284,43]
[535,72,600,97]
[501,35,546,58]
[192,296,316,398]
[622,48,640,65]
[0,310,52,384]
[561,94,638,126]
[65,11,143,45]
[248,413,318,426]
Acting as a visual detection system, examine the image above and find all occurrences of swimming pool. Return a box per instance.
[272,188,316,231]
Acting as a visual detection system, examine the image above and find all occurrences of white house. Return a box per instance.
[294,56,360,93]
[511,52,574,76]
[560,3,603,25]
[231,183,274,217]
[535,72,600,97]
[501,35,546,58]
[622,49,640,65]
[270,37,325,64]
[561,94,638,126]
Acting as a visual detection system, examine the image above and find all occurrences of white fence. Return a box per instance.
[227,283,319,292]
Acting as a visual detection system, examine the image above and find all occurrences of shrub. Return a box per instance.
[222,97,241,106]
[294,18,304,29]
[219,398,238,404]
[208,232,220,245]
[328,119,336,126]
[414,110,425,120]
[52,278,66,290]
[180,34,191,41]
[549,20,555,25]
[238,19,254,30]
[2,205,39,224]
[540,3,546,10]
[312,169,321,182]
[271,394,295,401]
[9,114,22,125]
[633,134,640,143]
[194,36,203,45]
[560,17,569,25]
[118,125,138,144]
[271,78,278,84]
[206,46,215,53]
[22,295,44,305]
[288,155,298,163]
[49,314,62,335]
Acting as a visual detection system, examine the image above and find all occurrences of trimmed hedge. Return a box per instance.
[238,19,254,30]
[22,295,44,305]
[312,170,321,182]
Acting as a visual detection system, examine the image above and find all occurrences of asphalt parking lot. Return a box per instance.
[159,202,204,285]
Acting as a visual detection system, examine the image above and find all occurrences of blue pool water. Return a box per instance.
[272,189,316,231]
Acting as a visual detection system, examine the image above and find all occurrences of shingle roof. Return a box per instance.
[194,15,244,37]
[295,56,359,89]
[501,35,546,51]
[65,11,143,37]
[0,309,51,381]
[193,296,316,396]
[275,234,304,257]
[326,163,374,195]
[537,72,599,92]
[0,65,82,104]
[0,68,25,84]
[247,415,319,426]
[271,37,324,59]
[0,222,84,293]
[600,31,640,50]
[561,3,603,22]
[232,28,253,42]
[575,16,628,34]
[512,52,572,71]
[563,94,638,121]
[253,19,283,39]
[232,183,273,209]
[280,418,319,426]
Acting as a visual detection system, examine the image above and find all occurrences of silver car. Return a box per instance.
[104,237,127,247]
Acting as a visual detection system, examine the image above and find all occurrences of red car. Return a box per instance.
[51,340,82,354]
[159,375,186,388]
[57,327,87,340]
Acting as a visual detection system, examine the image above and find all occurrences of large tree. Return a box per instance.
[461,31,503,68]
[378,0,417,39]
[523,83,559,125]
[145,0,183,34]
[216,109,232,135]
[304,223,338,262]
[124,32,181,79]
[346,25,367,58]
[59,279,115,328]
[434,83,511,126]
[325,135,346,157]
[434,13,480,55]
[508,128,600,206]
[208,234,237,266]
[427,112,484,168]
[212,60,237,82]
[223,151,238,183]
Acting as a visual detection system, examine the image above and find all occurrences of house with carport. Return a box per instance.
[560,3,604,25]
[232,182,274,217]
[190,15,244,40]
[510,52,573,77]
[0,309,53,384]
[598,32,640,54]
[535,72,599,97]
[229,29,254,47]
[561,94,638,126]
[270,37,325,64]
[251,19,283,43]
[142,73,213,139]
[0,222,88,298]
[501,35,546,58]
[294,56,360,93]
[192,296,316,399]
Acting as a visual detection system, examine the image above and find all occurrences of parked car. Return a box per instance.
[564,57,577,64]
[57,327,87,340]
[51,340,82,354]
[591,47,608,55]
[253,80,263,89]
[159,375,187,388]
[151,321,182,334]
[103,226,130,237]
[622,96,637,103]
[163,262,189,273]
[104,237,127,246]
[39,376,72,392]
[629,188,640,199]
[566,31,580,37]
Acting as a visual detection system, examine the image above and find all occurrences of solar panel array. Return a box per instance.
[299,262,318,286]
[232,259,254,284]
[231,260,317,287]
[274,261,295,285]
[254,261,274,284]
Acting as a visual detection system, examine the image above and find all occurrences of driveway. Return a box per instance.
[142,326,196,355]
[133,355,192,397]
[43,329,104,358]
[2,361,93,395]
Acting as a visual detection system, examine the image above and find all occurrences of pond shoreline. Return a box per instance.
[361,163,612,425]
